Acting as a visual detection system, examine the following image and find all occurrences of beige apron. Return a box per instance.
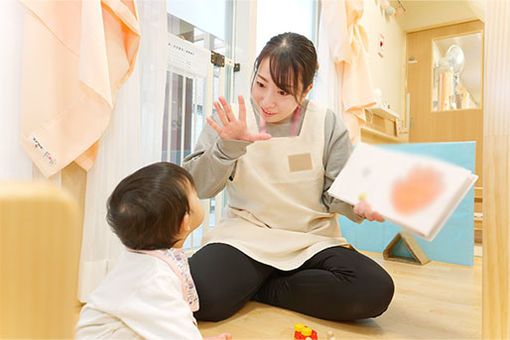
[202,100,347,270]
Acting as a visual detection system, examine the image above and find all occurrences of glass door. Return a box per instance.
[163,2,236,249]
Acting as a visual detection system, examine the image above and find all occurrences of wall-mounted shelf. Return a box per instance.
[361,126,402,143]
[365,105,400,121]
[362,105,406,144]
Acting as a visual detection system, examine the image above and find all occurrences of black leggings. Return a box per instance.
[189,243,394,322]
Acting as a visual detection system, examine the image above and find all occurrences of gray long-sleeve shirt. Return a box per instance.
[182,99,364,223]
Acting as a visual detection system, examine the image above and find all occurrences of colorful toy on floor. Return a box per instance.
[293,323,318,340]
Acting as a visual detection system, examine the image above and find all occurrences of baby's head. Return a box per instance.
[106,162,204,250]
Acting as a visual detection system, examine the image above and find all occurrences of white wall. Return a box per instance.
[360,1,406,118]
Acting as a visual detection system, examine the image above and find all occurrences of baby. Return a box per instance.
[76,162,231,339]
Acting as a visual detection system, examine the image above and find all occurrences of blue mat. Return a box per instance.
[339,142,476,266]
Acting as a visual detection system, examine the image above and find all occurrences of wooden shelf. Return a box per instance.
[365,105,400,121]
[361,126,402,143]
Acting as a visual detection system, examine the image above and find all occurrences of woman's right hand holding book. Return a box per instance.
[354,199,385,222]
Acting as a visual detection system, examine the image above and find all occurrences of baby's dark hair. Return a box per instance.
[106,162,195,250]
[253,32,318,102]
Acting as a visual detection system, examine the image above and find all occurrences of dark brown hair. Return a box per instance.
[106,162,195,250]
[253,32,318,101]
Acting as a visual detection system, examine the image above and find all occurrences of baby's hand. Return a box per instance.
[204,333,232,340]
[354,199,385,222]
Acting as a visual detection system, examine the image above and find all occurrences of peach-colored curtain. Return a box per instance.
[317,0,376,144]
[19,0,140,177]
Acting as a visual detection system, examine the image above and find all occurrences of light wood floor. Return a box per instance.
[199,252,482,340]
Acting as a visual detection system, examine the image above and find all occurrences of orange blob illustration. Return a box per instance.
[391,166,444,215]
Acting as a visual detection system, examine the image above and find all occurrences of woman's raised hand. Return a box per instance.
[207,95,272,142]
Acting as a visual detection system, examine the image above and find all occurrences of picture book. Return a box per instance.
[328,143,478,241]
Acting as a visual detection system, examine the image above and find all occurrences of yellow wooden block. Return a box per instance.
[0,181,82,339]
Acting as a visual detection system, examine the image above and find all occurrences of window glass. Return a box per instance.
[256,0,317,54]
[165,2,235,248]
[432,32,483,111]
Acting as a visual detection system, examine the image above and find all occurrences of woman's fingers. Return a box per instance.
[354,199,367,216]
[354,200,385,222]
[238,95,246,122]
[210,96,269,142]
[206,116,224,135]
[214,101,229,127]
[218,96,236,122]
[374,212,385,222]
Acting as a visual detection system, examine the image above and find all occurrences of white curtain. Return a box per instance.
[77,63,142,301]
[0,0,33,180]
[315,5,343,116]
[138,0,168,166]
[77,0,168,301]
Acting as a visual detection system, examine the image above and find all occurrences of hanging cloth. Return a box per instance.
[320,0,376,144]
[19,0,140,177]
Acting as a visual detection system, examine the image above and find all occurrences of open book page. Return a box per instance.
[328,143,478,241]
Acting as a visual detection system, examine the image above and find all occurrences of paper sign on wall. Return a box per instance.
[168,34,211,79]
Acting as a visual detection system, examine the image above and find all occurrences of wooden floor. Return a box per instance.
[199,252,482,340]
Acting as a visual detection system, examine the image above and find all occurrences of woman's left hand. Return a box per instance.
[353,200,385,222]
[207,96,271,142]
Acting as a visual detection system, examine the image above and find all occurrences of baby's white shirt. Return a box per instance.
[75,251,202,340]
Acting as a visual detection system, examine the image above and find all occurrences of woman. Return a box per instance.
[183,32,394,322]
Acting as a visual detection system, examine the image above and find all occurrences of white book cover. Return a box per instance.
[328,143,478,241]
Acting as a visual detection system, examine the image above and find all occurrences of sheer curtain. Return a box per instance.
[78,0,167,301]
[0,0,33,180]
[138,0,168,166]
[315,5,342,118]
[77,63,142,300]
